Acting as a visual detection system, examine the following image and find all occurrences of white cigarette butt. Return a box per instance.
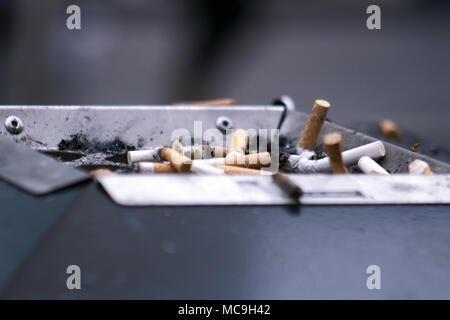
[286,141,386,173]
[191,161,225,175]
[408,159,433,175]
[128,149,158,164]
[358,156,389,175]
[316,141,385,171]
[195,158,226,166]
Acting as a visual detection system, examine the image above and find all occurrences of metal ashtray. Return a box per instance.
[0,97,449,204]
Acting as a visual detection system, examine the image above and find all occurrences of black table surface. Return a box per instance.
[0,179,449,299]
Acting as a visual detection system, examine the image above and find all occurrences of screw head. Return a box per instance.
[5,116,24,134]
[216,116,233,133]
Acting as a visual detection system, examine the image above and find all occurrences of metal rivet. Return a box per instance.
[5,116,24,134]
[216,116,233,133]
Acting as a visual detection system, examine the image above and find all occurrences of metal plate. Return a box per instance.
[0,136,89,195]
[0,106,448,173]
[0,105,284,150]
[97,174,450,206]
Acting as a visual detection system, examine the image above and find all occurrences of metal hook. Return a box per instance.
[272,95,295,130]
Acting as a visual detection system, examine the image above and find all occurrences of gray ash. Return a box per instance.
[311,150,327,160]
[57,134,86,151]
[279,150,326,163]
[279,152,291,164]
[250,134,294,154]
[279,136,299,154]
[63,152,137,172]
[58,133,136,154]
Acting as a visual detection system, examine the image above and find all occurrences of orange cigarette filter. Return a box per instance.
[229,129,249,154]
[138,162,178,173]
[408,159,433,175]
[217,165,271,175]
[298,99,330,150]
[422,166,433,174]
[323,132,348,174]
[160,148,192,172]
[410,143,419,153]
[90,169,114,182]
[225,152,271,169]
[379,119,402,141]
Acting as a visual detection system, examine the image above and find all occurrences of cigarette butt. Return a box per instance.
[174,98,238,106]
[127,149,158,164]
[217,165,271,175]
[357,156,389,175]
[160,148,192,172]
[191,161,224,175]
[410,143,420,153]
[211,146,228,158]
[316,141,385,171]
[408,159,433,175]
[229,129,249,154]
[171,140,184,155]
[90,169,114,182]
[188,145,204,159]
[225,152,271,169]
[182,145,228,159]
[272,172,303,201]
[182,145,205,159]
[298,99,330,151]
[379,119,402,141]
[138,162,177,173]
[289,141,385,173]
[324,133,348,174]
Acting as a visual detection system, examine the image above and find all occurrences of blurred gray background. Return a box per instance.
[1,0,449,155]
